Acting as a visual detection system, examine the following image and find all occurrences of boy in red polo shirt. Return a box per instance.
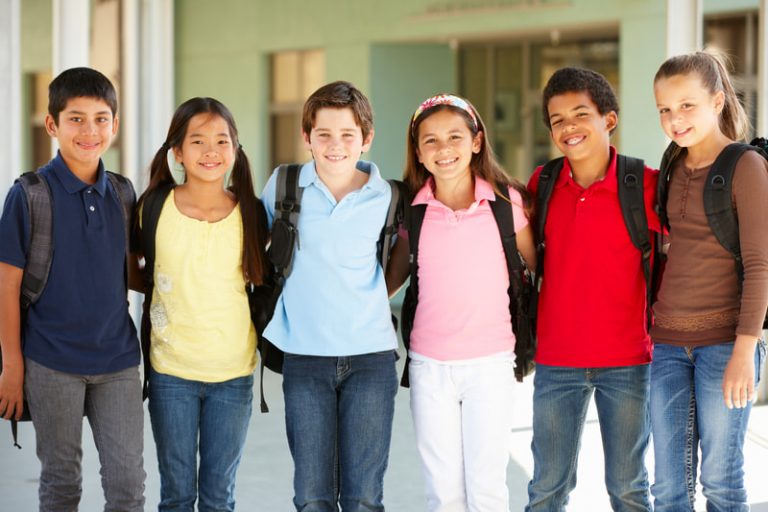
[525,67,659,512]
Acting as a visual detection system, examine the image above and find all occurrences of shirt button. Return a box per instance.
[89,206,95,212]
[580,197,586,202]
[87,189,92,194]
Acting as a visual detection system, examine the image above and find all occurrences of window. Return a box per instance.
[269,50,325,171]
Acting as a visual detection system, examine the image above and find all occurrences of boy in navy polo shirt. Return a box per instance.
[0,68,145,510]
[525,67,659,511]
[261,81,398,511]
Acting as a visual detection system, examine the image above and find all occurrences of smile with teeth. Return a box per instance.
[564,135,585,146]
[199,162,221,169]
[436,157,459,165]
[77,141,100,150]
[326,155,346,161]
[673,127,692,138]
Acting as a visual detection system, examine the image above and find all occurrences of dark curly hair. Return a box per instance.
[541,67,619,133]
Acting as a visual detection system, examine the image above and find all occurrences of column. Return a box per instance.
[0,0,20,199]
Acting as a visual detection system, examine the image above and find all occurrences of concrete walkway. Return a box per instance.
[2,354,768,511]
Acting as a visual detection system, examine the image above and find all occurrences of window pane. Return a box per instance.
[302,50,326,99]
[272,52,301,104]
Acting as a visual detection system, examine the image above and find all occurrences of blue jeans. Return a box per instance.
[650,341,766,512]
[148,370,254,512]
[282,350,398,512]
[526,364,651,512]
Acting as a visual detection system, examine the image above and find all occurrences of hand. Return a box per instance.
[0,361,24,420]
[722,339,757,409]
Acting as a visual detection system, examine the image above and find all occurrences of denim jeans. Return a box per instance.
[650,341,766,512]
[148,370,254,512]
[526,364,651,512]
[282,350,398,512]
[24,359,145,512]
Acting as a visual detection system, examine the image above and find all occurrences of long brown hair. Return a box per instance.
[654,49,750,141]
[136,97,268,285]
[403,99,531,216]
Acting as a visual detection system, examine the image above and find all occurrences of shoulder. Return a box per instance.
[734,148,768,179]
[1,182,31,219]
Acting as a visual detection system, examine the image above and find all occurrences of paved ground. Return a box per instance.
[2,352,768,511]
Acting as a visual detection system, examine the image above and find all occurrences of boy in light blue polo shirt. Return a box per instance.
[261,81,398,511]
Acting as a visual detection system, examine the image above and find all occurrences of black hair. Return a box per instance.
[48,67,118,124]
[541,67,619,132]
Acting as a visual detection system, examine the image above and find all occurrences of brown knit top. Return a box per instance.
[651,149,768,346]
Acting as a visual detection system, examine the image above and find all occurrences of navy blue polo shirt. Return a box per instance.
[0,153,140,374]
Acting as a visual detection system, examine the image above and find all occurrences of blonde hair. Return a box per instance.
[654,48,750,141]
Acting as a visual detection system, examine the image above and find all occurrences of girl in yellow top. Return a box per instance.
[135,97,268,511]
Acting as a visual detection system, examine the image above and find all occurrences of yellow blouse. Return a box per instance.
[149,190,256,382]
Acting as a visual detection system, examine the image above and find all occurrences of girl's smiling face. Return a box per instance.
[174,113,236,185]
[415,109,482,186]
[654,72,724,149]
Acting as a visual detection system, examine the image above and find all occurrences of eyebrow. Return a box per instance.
[64,110,112,116]
[188,132,231,138]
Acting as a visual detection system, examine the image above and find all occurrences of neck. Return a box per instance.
[684,131,733,169]
[62,156,99,185]
[434,172,474,211]
[317,166,369,202]
[179,179,229,206]
[569,147,611,188]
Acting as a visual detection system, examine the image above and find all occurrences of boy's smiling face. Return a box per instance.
[547,91,616,165]
[303,107,373,178]
[45,96,118,177]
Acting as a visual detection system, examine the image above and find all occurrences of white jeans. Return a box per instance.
[409,356,517,512]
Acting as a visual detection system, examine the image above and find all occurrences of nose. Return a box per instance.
[81,119,98,135]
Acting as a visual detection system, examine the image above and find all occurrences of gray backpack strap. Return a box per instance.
[106,171,134,258]
[18,172,54,311]
[378,180,406,273]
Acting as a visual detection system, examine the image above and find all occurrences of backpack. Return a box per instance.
[398,183,535,386]
[0,169,134,448]
[531,155,654,334]
[254,164,407,411]
[658,137,768,330]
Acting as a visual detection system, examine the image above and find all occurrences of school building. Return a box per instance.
[0,0,767,391]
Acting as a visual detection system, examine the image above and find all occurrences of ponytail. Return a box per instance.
[229,145,268,285]
[133,143,176,250]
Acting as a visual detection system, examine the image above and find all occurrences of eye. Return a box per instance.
[450,134,463,141]
[577,112,588,118]
[681,103,694,110]
[96,116,110,123]
[658,107,669,115]
[422,137,435,145]
[551,119,562,127]
[70,116,82,123]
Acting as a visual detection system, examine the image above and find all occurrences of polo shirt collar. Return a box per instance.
[557,145,618,192]
[299,159,389,194]
[412,176,495,206]
[51,151,108,196]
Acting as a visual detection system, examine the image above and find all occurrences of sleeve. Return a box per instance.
[732,151,768,337]
[643,166,661,234]
[0,184,31,269]
[506,185,529,233]
[260,168,279,229]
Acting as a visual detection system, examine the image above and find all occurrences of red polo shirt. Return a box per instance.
[528,148,660,367]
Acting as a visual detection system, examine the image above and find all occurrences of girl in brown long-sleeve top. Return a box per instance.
[650,49,768,512]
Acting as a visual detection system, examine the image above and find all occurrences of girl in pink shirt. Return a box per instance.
[388,95,535,511]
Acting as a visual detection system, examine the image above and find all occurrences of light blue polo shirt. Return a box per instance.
[260,160,398,356]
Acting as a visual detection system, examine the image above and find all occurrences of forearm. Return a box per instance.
[0,262,23,368]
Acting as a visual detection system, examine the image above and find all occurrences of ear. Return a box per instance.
[361,128,375,153]
[472,131,483,154]
[302,130,312,150]
[605,111,618,132]
[173,146,183,164]
[713,90,725,114]
[112,115,119,137]
[44,114,58,137]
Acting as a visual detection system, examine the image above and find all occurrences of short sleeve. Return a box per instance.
[260,168,279,229]
[507,185,529,234]
[0,184,31,269]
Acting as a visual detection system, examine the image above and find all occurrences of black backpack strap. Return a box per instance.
[138,184,174,400]
[378,180,407,274]
[616,155,653,331]
[530,158,564,333]
[399,203,426,388]
[273,164,303,279]
[106,172,135,259]
[489,185,534,382]
[17,172,54,311]
[704,143,753,283]
[657,141,683,233]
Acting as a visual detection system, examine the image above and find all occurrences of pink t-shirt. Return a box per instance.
[408,177,528,361]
